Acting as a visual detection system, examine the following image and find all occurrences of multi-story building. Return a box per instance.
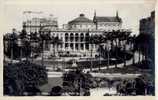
[48,30,103,57]
[22,11,130,57]
[139,11,155,37]
[93,11,122,30]
[43,11,130,57]
[63,11,122,31]
[23,16,58,33]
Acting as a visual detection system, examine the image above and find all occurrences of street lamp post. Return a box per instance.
[10,32,16,63]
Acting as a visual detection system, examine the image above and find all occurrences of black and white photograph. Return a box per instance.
[2,0,156,96]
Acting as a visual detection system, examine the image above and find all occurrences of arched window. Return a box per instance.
[65,33,69,42]
[75,43,78,50]
[70,33,74,42]
[75,33,79,42]
[85,43,89,50]
[65,43,68,48]
[85,33,89,42]
[81,43,84,50]
[70,43,73,49]
[80,33,84,42]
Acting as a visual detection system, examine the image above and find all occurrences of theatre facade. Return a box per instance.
[23,12,131,57]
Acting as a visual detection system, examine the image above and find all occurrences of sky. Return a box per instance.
[1,0,155,35]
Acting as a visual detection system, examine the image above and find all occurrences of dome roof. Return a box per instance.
[68,14,93,24]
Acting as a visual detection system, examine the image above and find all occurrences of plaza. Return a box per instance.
[3,9,155,96]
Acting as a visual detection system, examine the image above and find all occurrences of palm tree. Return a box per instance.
[131,35,136,65]
[39,32,51,67]
[115,30,131,67]
[19,29,28,61]
[135,33,154,63]
[30,32,40,62]
[92,34,105,70]
[3,32,19,63]
[10,31,18,63]
[105,31,114,69]
[87,35,94,71]
[3,34,11,63]
[51,36,62,57]
[111,30,120,68]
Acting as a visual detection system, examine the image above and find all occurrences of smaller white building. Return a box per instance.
[23,16,58,33]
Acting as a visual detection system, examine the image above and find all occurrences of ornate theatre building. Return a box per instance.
[23,11,130,57]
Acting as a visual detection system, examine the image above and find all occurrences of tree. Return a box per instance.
[128,35,136,65]
[87,34,101,71]
[51,36,62,57]
[4,32,18,61]
[62,69,91,95]
[19,29,28,60]
[39,32,51,67]
[134,33,154,70]
[30,32,40,62]
[91,34,105,70]
[118,30,131,67]
[4,61,48,96]
[86,34,93,71]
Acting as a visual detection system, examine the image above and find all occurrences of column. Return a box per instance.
[83,43,86,51]
[93,44,96,51]
[73,43,75,51]
[89,44,91,51]
[73,33,75,51]
[68,43,70,50]
[78,33,81,51]
[50,44,53,54]
[63,42,65,51]
[79,43,81,51]
[62,33,65,51]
